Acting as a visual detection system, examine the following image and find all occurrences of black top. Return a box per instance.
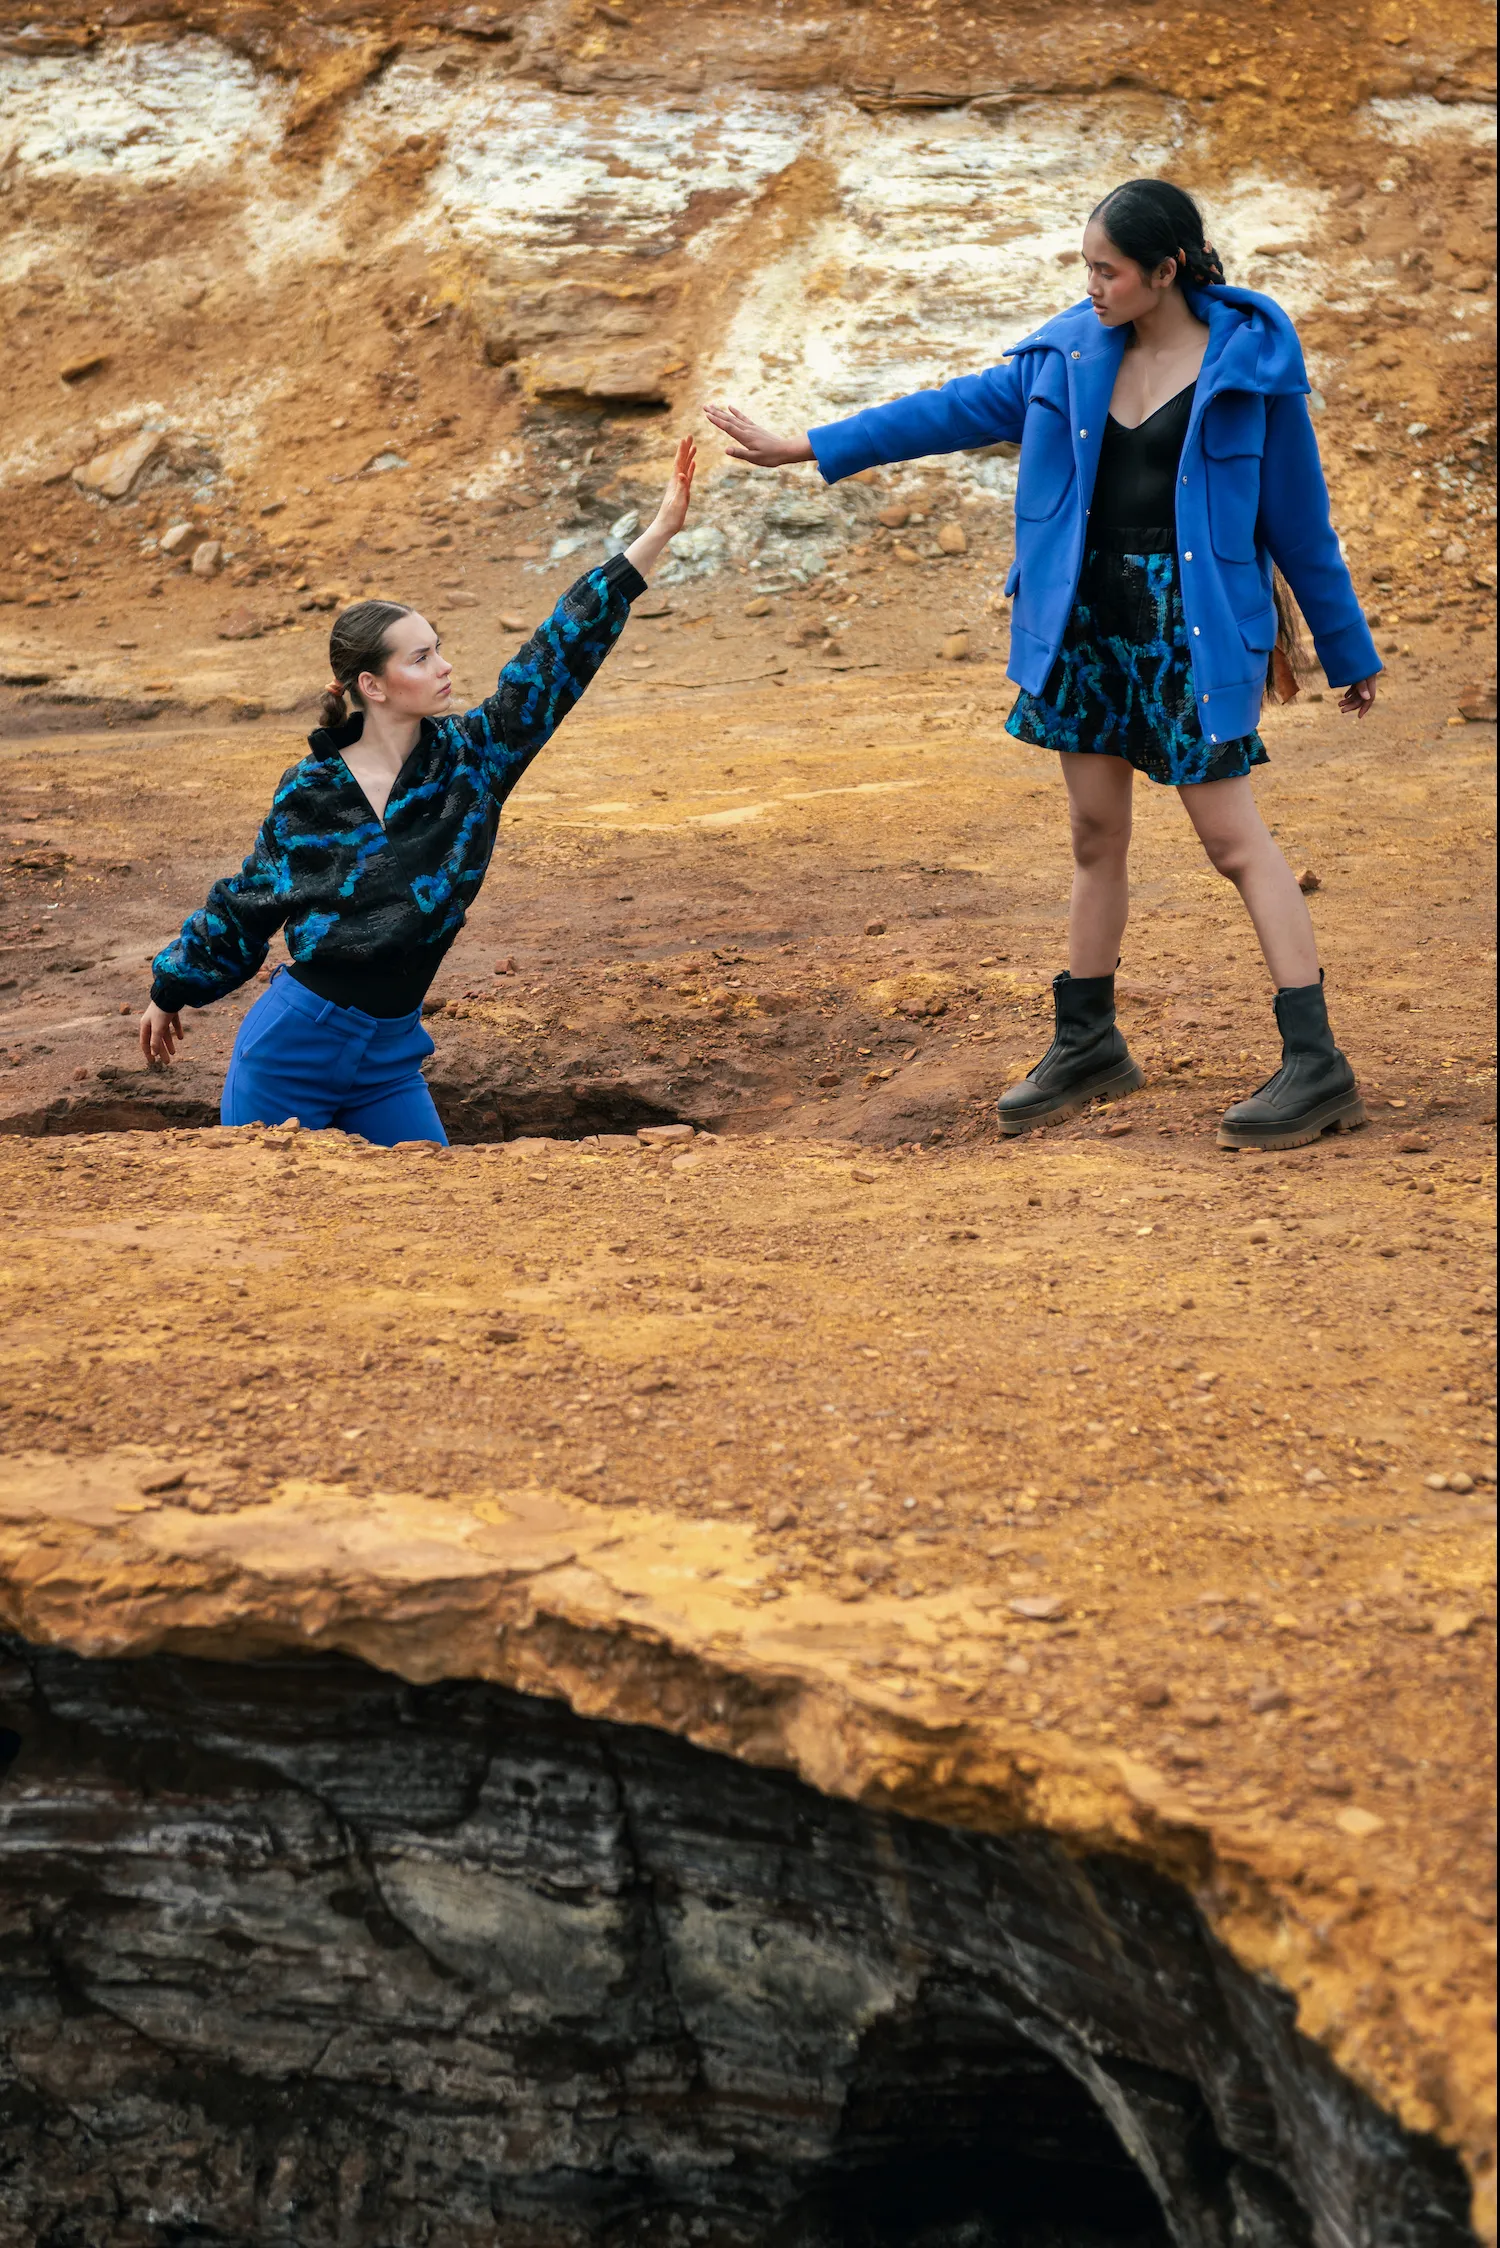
[1090,380,1196,542]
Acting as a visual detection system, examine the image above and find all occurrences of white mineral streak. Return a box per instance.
[0,37,1490,549]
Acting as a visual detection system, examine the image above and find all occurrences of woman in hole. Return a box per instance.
[140,441,696,1145]
[706,181,1379,1152]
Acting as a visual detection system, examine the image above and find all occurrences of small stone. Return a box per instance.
[58,348,110,385]
[1446,1471,1475,1494]
[493,957,517,975]
[73,427,165,500]
[1434,1608,1478,1640]
[1423,1473,1450,1491]
[743,595,773,617]
[877,504,909,529]
[817,1071,842,1088]
[1103,1120,1132,1137]
[1295,866,1320,893]
[834,1574,869,1603]
[160,522,202,557]
[638,1123,695,1145]
[864,918,886,935]
[1162,1736,1203,1769]
[893,544,921,564]
[1396,1134,1432,1153]
[1303,1467,1329,1488]
[1442,539,1468,564]
[1182,1701,1221,1729]
[138,1467,187,1495]
[487,1327,520,1345]
[1248,1218,1274,1242]
[671,1149,706,1173]
[217,606,271,640]
[939,631,970,662]
[937,523,968,555]
[1136,1679,1171,1709]
[1335,1806,1385,1839]
[1009,1593,1066,1622]
[766,1502,799,1531]
[1456,682,1497,723]
[1455,268,1492,293]
[1248,1682,1288,1713]
[190,540,223,578]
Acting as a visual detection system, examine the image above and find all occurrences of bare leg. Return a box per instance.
[1061,754,1136,976]
[1178,775,1320,989]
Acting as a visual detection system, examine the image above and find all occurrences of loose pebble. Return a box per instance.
[1136,1680,1171,1709]
[1182,1701,1222,1729]
[1010,1594,1066,1622]
[1248,1683,1289,1713]
[1335,1806,1386,1840]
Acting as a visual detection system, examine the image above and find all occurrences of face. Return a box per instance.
[358,612,453,717]
[1081,217,1179,325]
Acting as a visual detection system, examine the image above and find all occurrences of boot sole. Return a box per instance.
[997,1059,1145,1137]
[1216,1092,1368,1152]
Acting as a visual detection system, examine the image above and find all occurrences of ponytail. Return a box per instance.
[317,598,413,733]
[1089,178,1227,290]
[318,679,349,730]
[1266,568,1309,706]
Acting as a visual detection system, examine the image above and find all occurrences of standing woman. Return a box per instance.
[140,441,696,1145]
[706,182,1380,1151]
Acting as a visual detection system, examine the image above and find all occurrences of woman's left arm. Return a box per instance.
[460,440,696,792]
[1258,393,1382,715]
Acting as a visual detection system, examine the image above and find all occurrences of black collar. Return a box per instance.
[307,708,367,756]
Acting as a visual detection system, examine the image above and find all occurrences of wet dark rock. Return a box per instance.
[0,1642,1475,2248]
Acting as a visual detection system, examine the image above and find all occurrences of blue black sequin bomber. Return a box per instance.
[151,555,645,1018]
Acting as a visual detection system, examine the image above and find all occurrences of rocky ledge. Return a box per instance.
[0,1636,1478,2248]
[0,1447,1490,2245]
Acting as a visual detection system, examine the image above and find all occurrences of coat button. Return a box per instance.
[1071,350,1081,359]
[1079,428,1088,439]
[1202,694,1210,704]
[1210,734,1219,743]
[1192,625,1201,635]
[1181,474,1188,484]
[1183,549,1194,561]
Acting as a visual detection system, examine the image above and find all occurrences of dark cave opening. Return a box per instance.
[0,1643,1477,2248]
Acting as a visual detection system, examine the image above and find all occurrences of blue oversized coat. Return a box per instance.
[809,287,1380,749]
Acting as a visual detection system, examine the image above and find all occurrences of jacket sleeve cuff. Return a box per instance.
[1312,621,1383,688]
[149,978,190,1013]
[809,419,875,486]
[601,553,648,602]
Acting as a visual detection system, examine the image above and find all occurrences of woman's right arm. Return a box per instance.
[705,359,1030,483]
[140,817,290,1064]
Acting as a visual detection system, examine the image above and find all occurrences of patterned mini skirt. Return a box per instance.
[1005,530,1269,789]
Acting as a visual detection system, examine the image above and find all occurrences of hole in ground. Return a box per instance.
[0,1642,1477,2248]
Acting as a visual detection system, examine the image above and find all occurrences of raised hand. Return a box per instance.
[624,436,698,579]
[703,401,815,469]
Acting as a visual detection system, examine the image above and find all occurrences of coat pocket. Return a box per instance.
[1014,362,1074,523]
[1237,602,1279,653]
[1204,393,1267,564]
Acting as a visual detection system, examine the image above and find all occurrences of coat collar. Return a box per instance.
[1005,286,1310,400]
[306,709,439,761]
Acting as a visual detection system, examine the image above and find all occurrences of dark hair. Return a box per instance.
[319,599,413,730]
[1089,178,1227,289]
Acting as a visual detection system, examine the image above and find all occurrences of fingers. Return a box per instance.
[139,1013,152,1062]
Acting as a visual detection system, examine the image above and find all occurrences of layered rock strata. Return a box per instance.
[0,1638,1477,2248]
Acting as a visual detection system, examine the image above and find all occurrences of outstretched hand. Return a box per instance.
[703,401,815,469]
[623,436,697,578]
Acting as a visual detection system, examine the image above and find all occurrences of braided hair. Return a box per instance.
[318,599,413,730]
[1089,178,1226,290]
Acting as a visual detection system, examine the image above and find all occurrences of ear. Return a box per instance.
[1155,253,1181,290]
[357,667,387,705]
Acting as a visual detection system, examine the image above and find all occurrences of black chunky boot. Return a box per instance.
[1217,974,1366,1151]
[996,969,1144,1136]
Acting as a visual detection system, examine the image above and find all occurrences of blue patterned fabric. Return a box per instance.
[1005,545,1269,788]
[151,555,644,1013]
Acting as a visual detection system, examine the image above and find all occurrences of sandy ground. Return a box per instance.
[0,0,1495,2226]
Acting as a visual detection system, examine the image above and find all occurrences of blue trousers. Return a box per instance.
[221,972,448,1145]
